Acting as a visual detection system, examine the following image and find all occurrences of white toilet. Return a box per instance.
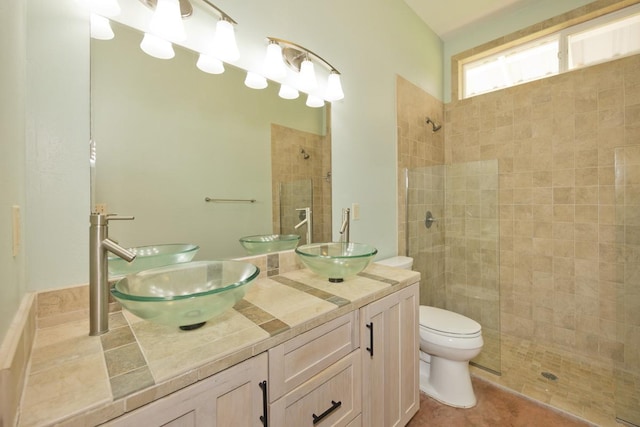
[375,256,483,408]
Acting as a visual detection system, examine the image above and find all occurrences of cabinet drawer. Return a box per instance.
[269,311,358,400]
[270,350,362,427]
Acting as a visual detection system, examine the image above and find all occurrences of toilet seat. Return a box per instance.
[419,306,481,338]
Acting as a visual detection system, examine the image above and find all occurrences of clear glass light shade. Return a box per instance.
[263,43,287,79]
[306,94,324,108]
[212,19,240,62]
[90,14,114,40]
[244,72,268,89]
[298,59,317,92]
[87,0,121,17]
[325,72,344,101]
[149,0,186,42]
[140,33,175,59]
[278,84,299,100]
[196,54,225,74]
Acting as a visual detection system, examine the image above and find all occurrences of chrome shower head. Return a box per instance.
[426,117,442,132]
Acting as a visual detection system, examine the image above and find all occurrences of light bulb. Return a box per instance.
[149,0,186,42]
[212,19,239,62]
[90,14,114,40]
[325,71,344,101]
[306,94,324,108]
[140,33,175,59]
[244,72,268,89]
[299,58,317,92]
[263,42,287,80]
[196,54,225,74]
[278,84,299,100]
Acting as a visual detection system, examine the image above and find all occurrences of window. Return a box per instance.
[461,4,640,99]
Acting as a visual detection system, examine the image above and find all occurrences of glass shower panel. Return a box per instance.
[407,159,500,374]
[444,160,500,374]
[279,179,313,244]
[406,166,446,307]
[614,148,640,425]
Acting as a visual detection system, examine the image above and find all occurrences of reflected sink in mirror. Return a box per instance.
[295,242,378,283]
[239,234,301,255]
[111,260,259,329]
[108,244,199,277]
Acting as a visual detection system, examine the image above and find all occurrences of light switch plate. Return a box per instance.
[351,203,360,220]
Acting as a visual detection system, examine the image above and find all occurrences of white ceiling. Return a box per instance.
[404,0,536,38]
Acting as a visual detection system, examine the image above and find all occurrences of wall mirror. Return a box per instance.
[91,21,331,260]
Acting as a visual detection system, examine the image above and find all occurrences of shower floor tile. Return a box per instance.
[470,335,621,427]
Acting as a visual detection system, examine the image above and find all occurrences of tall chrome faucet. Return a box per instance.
[89,213,136,336]
[339,208,351,243]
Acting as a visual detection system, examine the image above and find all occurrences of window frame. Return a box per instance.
[459,2,640,100]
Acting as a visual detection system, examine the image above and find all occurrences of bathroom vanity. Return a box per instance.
[14,255,420,427]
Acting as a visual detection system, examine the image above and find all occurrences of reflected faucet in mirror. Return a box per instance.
[339,207,351,243]
[89,213,136,336]
[295,207,312,244]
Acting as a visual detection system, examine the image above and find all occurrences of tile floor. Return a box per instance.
[407,376,593,427]
[470,334,621,427]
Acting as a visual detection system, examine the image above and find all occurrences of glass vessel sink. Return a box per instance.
[108,243,199,276]
[239,234,301,255]
[295,242,378,282]
[111,260,259,329]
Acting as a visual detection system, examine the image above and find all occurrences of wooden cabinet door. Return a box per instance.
[360,284,419,427]
[106,353,268,427]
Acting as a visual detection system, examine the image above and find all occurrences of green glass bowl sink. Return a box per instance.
[295,242,378,282]
[111,260,259,329]
[239,234,301,255]
[108,244,199,276]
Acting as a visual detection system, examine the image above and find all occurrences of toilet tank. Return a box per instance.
[375,256,413,270]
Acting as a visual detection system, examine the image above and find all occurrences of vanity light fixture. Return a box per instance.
[264,37,344,102]
[262,40,288,80]
[138,0,239,65]
[244,71,268,89]
[86,0,120,40]
[140,32,175,59]
[278,84,299,100]
[90,14,115,40]
[306,94,325,108]
[196,53,224,74]
[149,0,187,42]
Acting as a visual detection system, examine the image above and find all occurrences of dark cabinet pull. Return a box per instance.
[259,380,268,427]
[366,322,374,356]
[312,400,342,425]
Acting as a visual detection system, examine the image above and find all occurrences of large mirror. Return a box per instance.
[92,22,332,260]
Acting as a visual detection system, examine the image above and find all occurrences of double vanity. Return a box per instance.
[16,249,420,427]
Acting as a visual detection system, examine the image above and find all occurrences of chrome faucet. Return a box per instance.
[339,208,350,243]
[294,207,312,244]
[89,213,136,336]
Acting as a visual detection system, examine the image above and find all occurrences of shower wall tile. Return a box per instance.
[445,53,640,371]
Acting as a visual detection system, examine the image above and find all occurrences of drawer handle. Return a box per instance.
[259,380,268,427]
[312,400,342,425]
[366,322,374,356]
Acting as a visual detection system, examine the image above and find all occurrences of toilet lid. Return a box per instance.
[419,306,481,336]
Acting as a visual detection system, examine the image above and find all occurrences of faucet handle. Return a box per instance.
[106,214,135,221]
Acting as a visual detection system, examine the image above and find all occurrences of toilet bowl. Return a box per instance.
[375,256,484,408]
[419,306,483,408]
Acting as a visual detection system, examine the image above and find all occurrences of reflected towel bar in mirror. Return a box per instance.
[204,197,256,203]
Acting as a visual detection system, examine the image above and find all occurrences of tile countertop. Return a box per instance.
[19,264,420,427]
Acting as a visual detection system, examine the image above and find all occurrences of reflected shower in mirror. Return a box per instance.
[92,22,331,260]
